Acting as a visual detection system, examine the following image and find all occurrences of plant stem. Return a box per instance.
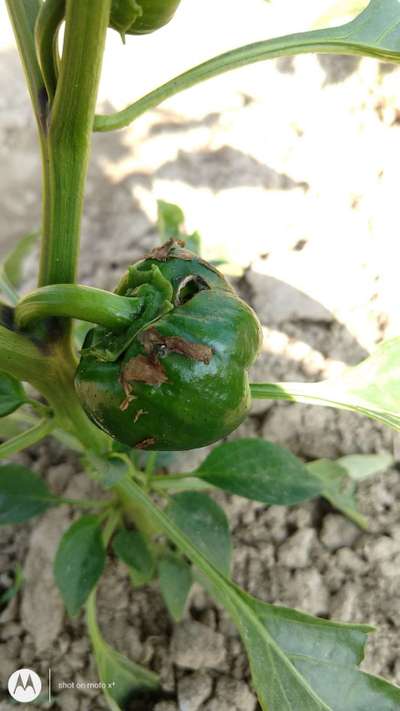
[39,0,112,287]
[38,340,110,454]
[86,590,103,650]
[0,324,49,386]
[93,16,400,133]
[58,495,113,510]
[0,418,54,460]
[116,474,162,540]
[16,285,144,330]
[35,0,65,102]
[5,1,48,134]
[0,324,109,454]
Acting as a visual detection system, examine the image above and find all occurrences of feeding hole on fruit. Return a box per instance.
[175,275,209,306]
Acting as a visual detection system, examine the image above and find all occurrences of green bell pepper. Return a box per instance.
[110,0,182,36]
[75,242,262,451]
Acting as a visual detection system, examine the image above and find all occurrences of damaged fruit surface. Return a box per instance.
[75,242,262,450]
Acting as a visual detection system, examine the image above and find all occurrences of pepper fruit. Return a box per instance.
[75,241,262,451]
[110,0,182,36]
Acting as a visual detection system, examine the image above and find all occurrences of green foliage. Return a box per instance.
[157,200,184,240]
[252,337,400,431]
[0,563,23,606]
[112,528,155,586]
[158,553,192,621]
[157,200,201,254]
[0,463,56,524]
[122,478,400,711]
[307,459,367,529]
[0,231,38,304]
[166,491,232,577]
[228,592,400,711]
[0,373,27,417]
[196,438,322,505]
[95,0,400,133]
[338,453,393,481]
[94,636,159,710]
[54,515,106,616]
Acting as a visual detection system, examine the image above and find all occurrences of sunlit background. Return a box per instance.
[0,0,399,357]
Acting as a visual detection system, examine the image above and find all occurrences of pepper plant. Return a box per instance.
[2,1,400,709]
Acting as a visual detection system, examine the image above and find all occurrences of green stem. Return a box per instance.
[5,0,48,134]
[0,417,54,459]
[39,0,112,287]
[118,478,224,587]
[58,495,113,509]
[86,589,103,650]
[38,342,110,454]
[93,24,395,133]
[16,285,144,330]
[85,511,122,646]
[116,473,162,540]
[0,324,109,453]
[0,324,49,385]
[35,0,65,102]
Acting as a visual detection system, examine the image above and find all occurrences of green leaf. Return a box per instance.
[0,373,26,417]
[112,528,155,587]
[0,463,56,524]
[157,200,185,241]
[307,459,367,529]
[184,230,201,256]
[0,413,28,440]
[0,232,38,304]
[337,453,394,481]
[119,478,400,711]
[228,592,400,711]
[196,439,322,506]
[251,338,400,432]
[54,515,106,616]
[158,553,192,622]
[95,640,159,711]
[95,0,400,133]
[165,492,231,577]
[0,563,24,606]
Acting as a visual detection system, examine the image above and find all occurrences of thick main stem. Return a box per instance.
[39,0,111,287]
[6,1,113,458]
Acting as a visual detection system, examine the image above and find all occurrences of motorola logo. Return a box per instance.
[8,668,42,703]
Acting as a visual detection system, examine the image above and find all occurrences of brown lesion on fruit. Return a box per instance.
[133,408,147,423]
[123,354,168,384]
[140,327,212,364]
[136,437,156,449]
[119,380,136,412]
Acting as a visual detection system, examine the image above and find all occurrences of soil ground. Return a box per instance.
[1,2,400,709]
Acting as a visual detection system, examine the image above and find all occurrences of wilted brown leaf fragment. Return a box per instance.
[141,327,212,363]
[144,238,185,261]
